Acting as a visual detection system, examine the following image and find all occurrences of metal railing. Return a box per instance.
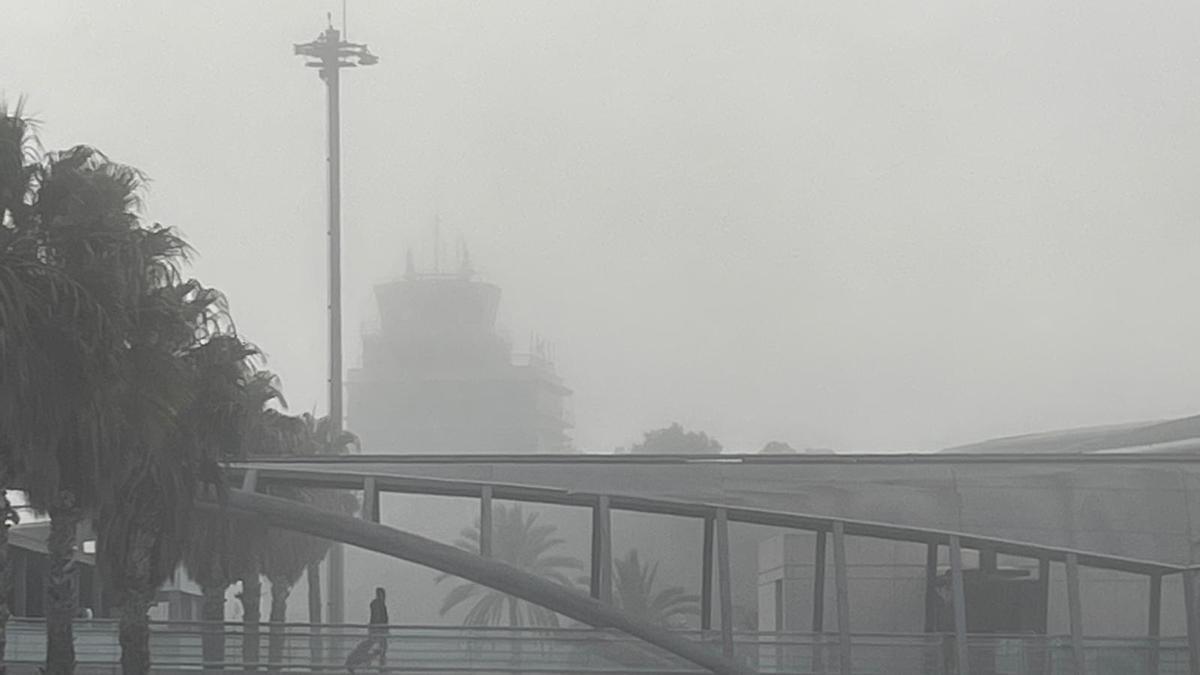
[3,621,1192,674]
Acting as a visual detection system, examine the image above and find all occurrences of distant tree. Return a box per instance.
[612,550,699,627]
[628,424,721,455]
[759,441,797,454]
[437,504,582,627]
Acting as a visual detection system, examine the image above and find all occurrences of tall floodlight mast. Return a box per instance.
[294,14,377,626]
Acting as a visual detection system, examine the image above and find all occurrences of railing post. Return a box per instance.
[716,508,734,660]
[924,542,938,632]
[1037,557,1051,675]
[590,495,612,603]
[923,542,939,675]
[241,469,258,493]
[949,535,970,675]
[813,529,827,675]
[1185,569,1200,675]
[701,514,715,632]
[361,476,379,522]
[832,521,851,675]
[1148,572,1162,675]
[480,486,494,559]
[1066,552,1086,675]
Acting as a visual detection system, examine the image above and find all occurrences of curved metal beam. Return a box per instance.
[200,490,754,675]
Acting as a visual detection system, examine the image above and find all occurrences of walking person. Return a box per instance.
[369,587,389,666]
[345,588,390,673]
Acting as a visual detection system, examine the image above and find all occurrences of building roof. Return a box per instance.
[941,415,1200,454]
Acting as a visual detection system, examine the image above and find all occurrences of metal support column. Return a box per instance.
[949,536,970,675]
[924,542,939,632]
[923,542,940,675]
[813,530,827,675]
[361,477,379,522]
[1185,569,1200,675]
[480,486,494,559]
[1149,573,1162,675]
[1066,553,1086,675]
[590,495,612,603]
[813,530,827,632]
[716,508,734,660]
[1037,557,1051,675]
[832,521,851,675]
[701,515,715,632]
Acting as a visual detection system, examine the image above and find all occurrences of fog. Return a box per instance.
[7,1,1200,453]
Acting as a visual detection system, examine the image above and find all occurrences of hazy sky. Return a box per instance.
[6,1,1200,453]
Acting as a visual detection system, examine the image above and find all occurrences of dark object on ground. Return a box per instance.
[345,636,386,673]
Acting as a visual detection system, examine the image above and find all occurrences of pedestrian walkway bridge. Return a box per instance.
[202,463,1200,675]
[9,463,1180,673]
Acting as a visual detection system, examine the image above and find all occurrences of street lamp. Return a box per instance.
[294,16,377,627]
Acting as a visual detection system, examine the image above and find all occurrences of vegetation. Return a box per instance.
[0,103,359,674]
[1,120,193,674]
[623,423,722,455]
[258,413,359,670]
[181,368,283,667]
[611,550,700,627]
[437,504,582,627]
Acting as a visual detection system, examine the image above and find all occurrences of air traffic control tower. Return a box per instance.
[348,252,572,454]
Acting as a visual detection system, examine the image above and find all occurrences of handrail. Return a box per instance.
[2,622,1185,673]
[229,451,1200,465]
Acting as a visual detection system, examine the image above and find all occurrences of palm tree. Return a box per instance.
[180,361,282,667]
[235,408,297,669]
[612,550,700,627]
[437,504,583,627]
[256,412,358,672]
[291,414,358,664]
[14,144,162,675]
[2,105,184,674]
[0,97,46,669]
[261,522,324,672]
[96,280,241,675]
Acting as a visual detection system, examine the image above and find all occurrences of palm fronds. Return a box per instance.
[437,504,583,627]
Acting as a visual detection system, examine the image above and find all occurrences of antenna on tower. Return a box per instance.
[342,0,349,38]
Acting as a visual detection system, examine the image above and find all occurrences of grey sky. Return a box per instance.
[6,1,1200,453]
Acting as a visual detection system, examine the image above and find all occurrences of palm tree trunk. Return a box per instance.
[239,569,261,672]
[45,494,80,675]
[201,581,227,672]
[0,486,12,674]
[116,525,158,675]
[266,577,289,674]
[305,562,322,665]
[117,582,156,675]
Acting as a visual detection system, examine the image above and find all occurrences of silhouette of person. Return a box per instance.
[368,587,389,665]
